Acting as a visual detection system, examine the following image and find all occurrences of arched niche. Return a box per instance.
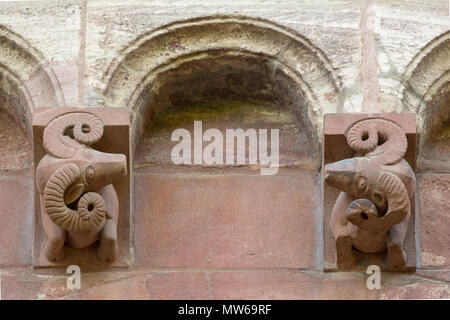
[418,82,450,172]
[402,31,450,172]
[0,25,65,266]
[103,16,341,154]
[0,67,32,170]
[104,16,341,269]
[0,25,65,171]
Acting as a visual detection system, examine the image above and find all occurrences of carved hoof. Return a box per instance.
[388,244,407,269]
[336,235,356,269]
[97,238,117,263]
[45,246,65,262]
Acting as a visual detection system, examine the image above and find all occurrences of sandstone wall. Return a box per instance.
[0,0,449,299]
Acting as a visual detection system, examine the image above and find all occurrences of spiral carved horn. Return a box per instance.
[377,172,410,227]
[44,163,107,232]
[346,119,407,165]
[43,113,104,158]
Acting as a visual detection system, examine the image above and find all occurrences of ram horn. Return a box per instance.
[376,172,410,228]
[346,119,407,165]
[43,112,104,159]
[43,163,107,232]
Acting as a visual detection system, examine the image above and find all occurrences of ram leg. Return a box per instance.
[40,195,66,261]
[386,220,409,269]
[331,192,356,268]
[97,185,119,263]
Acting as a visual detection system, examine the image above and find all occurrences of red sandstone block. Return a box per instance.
[379,279,450,299]
[417,174,450,267]
[133,169,320,269]
[47,61,79,106]
[1,274,42,300]
[145,272,212,300]
[63,272,211,300]
[0,175,33,266]
[65,275,149,300]
[208,270,378,300]
[3,268,448,300]
[415,269,450,282]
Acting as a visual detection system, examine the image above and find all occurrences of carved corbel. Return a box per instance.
[324,117,416,270]
[35,111,127,264]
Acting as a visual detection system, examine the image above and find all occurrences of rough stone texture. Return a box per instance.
[85,0,361,112]
[0,1,82,63]
[373,0,450,113]
[417,174,450,268]
[418,89,450,173]
[0,108,32,171]
[2,267,449,300]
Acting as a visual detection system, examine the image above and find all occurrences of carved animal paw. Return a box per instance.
[97,238,117,263]
[387,244,407,269]
[45,246,65,262]
[336,235,356,269]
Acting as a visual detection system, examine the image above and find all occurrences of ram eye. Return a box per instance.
[358,177,367,190]
[85,166,95,184]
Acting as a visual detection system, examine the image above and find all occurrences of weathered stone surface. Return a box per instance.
[0,1,82,64]
[416,269,450,282]
[85,0,361,110]
[373,0,450,113]
[0,108,32,171]
[65,275,150,300]
[209,270,378,300]
[1,273,44,300]
[417,174,450,267]
[135,100,318,169]
[145,272,212,300]
[379,276,450,299]
[2,266,450,300]
[134,168,320,269]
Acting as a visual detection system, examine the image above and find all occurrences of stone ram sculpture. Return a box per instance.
[324,118,415,269]
[36,112,127,263]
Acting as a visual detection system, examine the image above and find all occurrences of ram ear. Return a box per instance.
[64,183,84,204]
[371,189,386,209]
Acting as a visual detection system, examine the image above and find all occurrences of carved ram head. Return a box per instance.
[36,112,127,233]
[324,119,414,229]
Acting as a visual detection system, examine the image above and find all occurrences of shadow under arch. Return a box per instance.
[102,15,342,166]
[0,25,66,171]
[401,31,450,172]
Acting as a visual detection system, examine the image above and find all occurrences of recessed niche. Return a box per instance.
[419,85,450,172]
[130,50,324,269]
[134,52,319,171]
[0,89,32,171]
